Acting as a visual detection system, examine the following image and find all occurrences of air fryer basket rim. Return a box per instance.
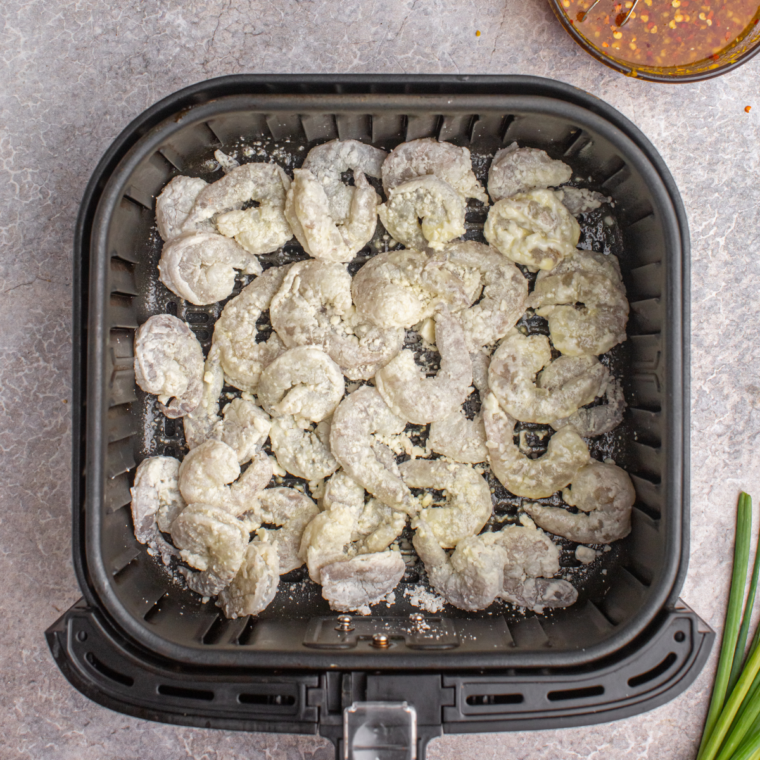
[75,75,690,671]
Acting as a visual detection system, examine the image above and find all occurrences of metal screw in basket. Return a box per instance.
[372,633,391,649]
[335,615,354,632]
[409,613,425,629]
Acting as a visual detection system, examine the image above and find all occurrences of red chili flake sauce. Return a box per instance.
[562,0,760,68]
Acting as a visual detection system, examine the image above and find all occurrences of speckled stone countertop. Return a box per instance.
[2,1,760,758]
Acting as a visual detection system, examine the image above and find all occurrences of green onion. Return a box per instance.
[697,492,753,760]
[729,528,760,696]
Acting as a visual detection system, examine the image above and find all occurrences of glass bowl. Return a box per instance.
[548,0,760,82]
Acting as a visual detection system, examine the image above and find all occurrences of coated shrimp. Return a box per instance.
[268,416,339,481]
[378,175,466,251]
[400,459,492,548]
[484,189,580,271]
[178,440,273,518]
[382,138,488,203]
[488,332,608,424]
[375,306,472,424]
[427,405,488,464]
[217,539,280,618]
[483,393,590,499]
[285,168,379,262]
[155,176,211,241]
[257,346,345,423]
[487,143,572,202]
[158,231,261,306]
[524,461,635,543]
[269,259,404,380]
[213,264,291,392]
[134,314,204,418]
[329,387,416,515]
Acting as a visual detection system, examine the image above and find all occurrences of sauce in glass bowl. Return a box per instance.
[554,0,760,78]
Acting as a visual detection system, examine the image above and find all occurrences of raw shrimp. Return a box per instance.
[268,416,339,481]
[130,456,184,563]
[356,497,407,554]
[285,168,379,262]
[170,503,250,596]
[217,539,280,618]
[539,362,626,437]
[483,393,590,499]
[484,189,580,271]
[269,259,404,380]
[134,314,204,418]
[183,161,291,229]
[155,176,210,241]
[256,487,320,574]
[178,440,272,518]
[470,348,491,395]
[487,143,572,202]
[497,525,578,611]
[213,264,291,392]
[257,346,344,422]
[216,204,292,256]
[524,461,635,543]
[302,139,387,221]
[382,138,488,203]
[428,406,488,464]
[320,550,406,613]
[535,249,623,288]
[431,241,528,349]
[400,460,492,548]
[329,387,416,515]
[378,175,466,251]
[375,306,472,424]
[183,346,272,463]
[488,332,608,424]
[351,249,474,329]
[158,231,261,306]
[529,265,629,357]
[412,518,506,611]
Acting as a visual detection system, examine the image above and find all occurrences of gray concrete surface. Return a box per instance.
[2,0,759,757]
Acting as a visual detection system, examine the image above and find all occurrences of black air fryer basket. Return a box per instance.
[48,75,712,759]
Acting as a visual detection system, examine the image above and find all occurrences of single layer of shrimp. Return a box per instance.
[302,139,387,221]
[155,176,211,241]
[375,306,472,424]
[524,461,635,543]
[170,502,250,596]
[158,231,261,306]
[320,550,407,613]
[183,345,273,462]
[430,241,529,350]
[130,456,185,563]
[529,265,629,357]
[217,538,280,618]
[488,332,608,424]
[483,393,590,499]
[538,360,626,437]
[329,387,416,515]
[412,518,506,611]
[484,189,580,271]
[257,346,345,423]
[134,314,205,418]
[269,260,404,380]
[268,415,339,481]
[351,249,475,329]
[400,459,492,548]
[178,440,273,518]
[378,175,467,251]
[285,168,379,262]
[256,487,320,574]
[183,162,291,243]
[213,264,291,392]
[382,138,488,203]
[496,525,578,611]
[487,143,572,202]
[427,404,488,464]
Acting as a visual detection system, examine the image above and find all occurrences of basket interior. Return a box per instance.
[89,96,682,666]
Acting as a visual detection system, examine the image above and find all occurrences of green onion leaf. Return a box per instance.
[697,492,753,760]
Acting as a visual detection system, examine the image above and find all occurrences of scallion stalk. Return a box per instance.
[729,526,760,696]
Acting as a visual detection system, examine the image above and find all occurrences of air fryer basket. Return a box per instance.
[49,76,710,755]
